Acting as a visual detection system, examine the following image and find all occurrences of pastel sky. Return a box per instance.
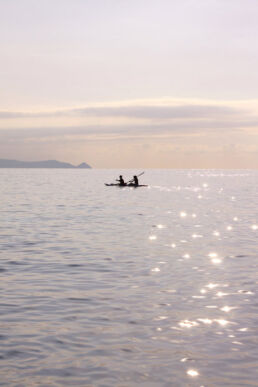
[1,0,258,168]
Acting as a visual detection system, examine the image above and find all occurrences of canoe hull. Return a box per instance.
[105,183,148,187]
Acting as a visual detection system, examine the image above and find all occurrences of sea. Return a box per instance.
[0,169,257,387]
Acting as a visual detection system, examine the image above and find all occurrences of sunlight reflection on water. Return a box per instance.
[0,169,257,386]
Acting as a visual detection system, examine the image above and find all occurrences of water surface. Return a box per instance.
[0,169,257,386]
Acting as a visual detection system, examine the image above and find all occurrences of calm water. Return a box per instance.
[0,169,257,386]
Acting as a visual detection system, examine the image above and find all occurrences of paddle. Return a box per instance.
[126,171,145,184]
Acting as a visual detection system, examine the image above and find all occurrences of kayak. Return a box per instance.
[105,183,148,187]
[127,184,148,187]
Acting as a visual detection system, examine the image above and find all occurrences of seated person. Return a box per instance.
[133,175,139,186]
[116,175,126,186]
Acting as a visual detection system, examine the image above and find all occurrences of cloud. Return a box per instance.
[0,99,252,121]
[70,104,244,120]
[1,99,257,145]
[0,111,27,118]
[1,114,258,144]
[1,98,258,168]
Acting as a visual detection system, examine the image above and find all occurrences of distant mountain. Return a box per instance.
[0,159,91,168]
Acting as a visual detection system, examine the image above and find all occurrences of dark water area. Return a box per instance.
[0,169,257,386]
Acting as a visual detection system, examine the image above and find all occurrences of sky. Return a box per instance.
[0,0,258,168]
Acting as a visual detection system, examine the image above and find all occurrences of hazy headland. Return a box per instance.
[0,159,91,168]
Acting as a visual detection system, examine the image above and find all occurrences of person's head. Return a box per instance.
[120,175,123,178]
[134,175,137,178]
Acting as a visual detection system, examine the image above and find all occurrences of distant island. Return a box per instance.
[0,159,91,169]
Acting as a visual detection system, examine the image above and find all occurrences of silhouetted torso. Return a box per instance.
[117,175,126,186]
[133,176,139,186]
